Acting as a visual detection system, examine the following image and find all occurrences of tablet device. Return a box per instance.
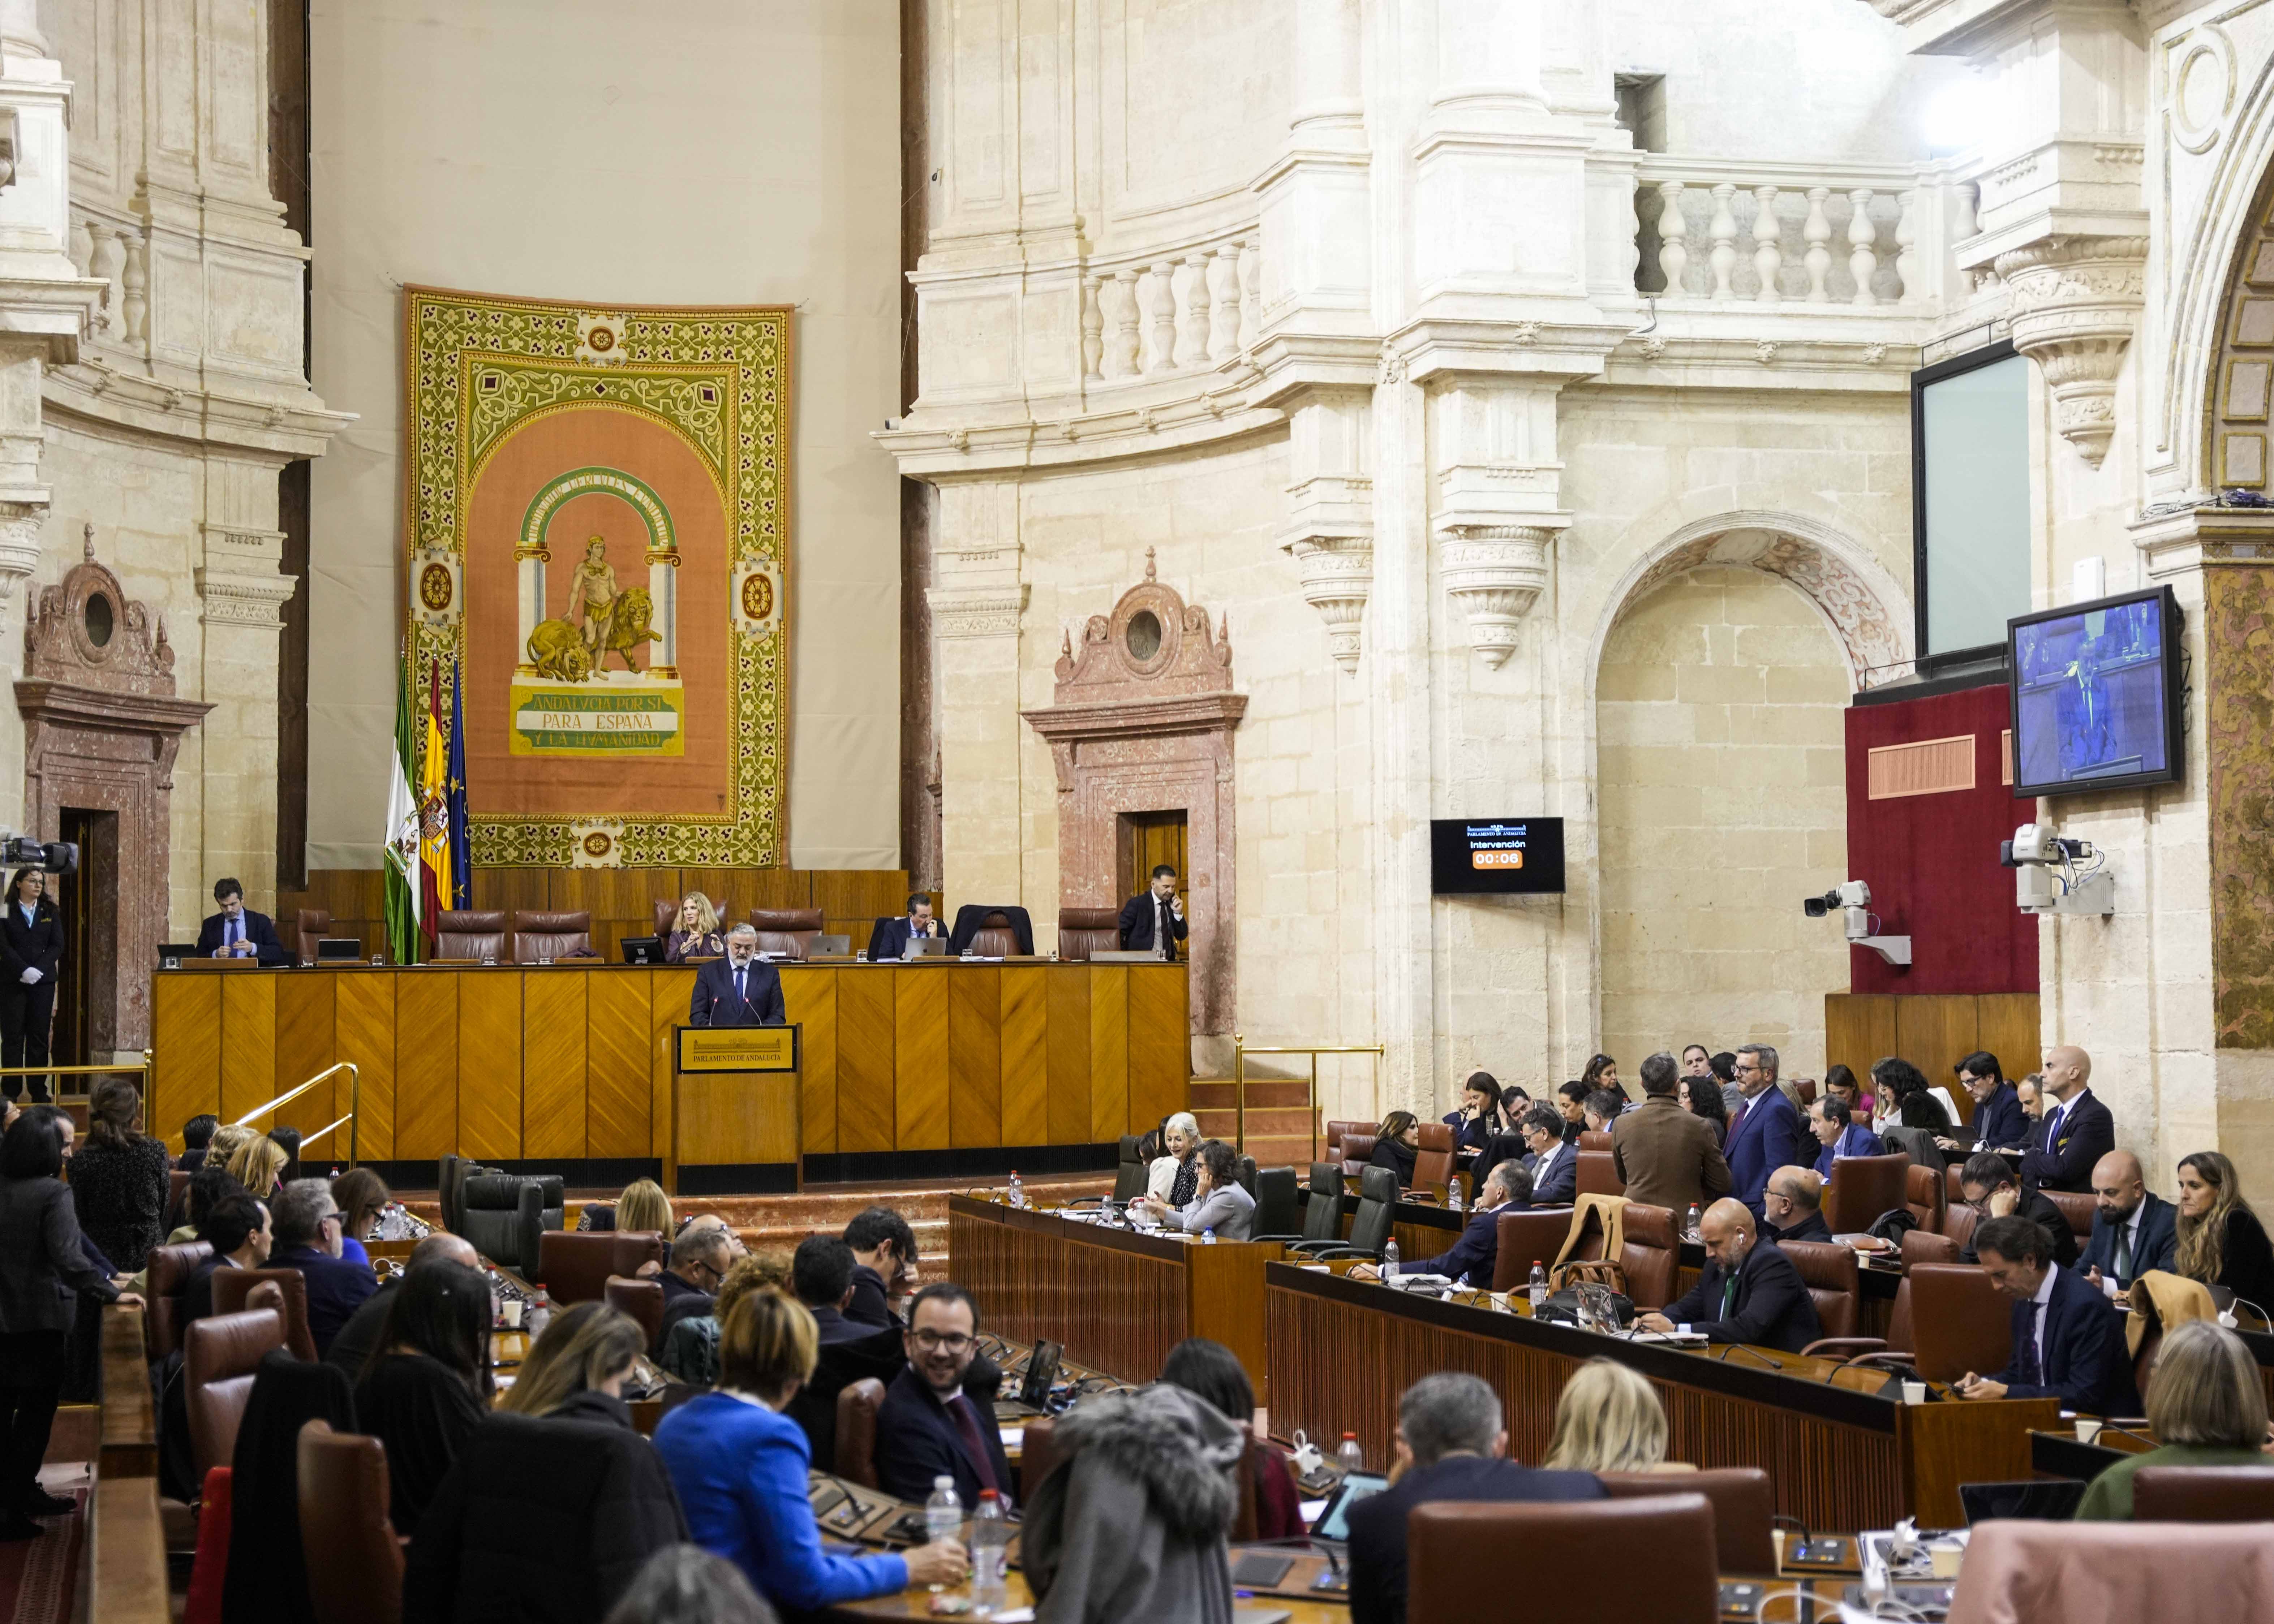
[1229,1551,1297,1588]
[1309,1470,1388,1542]
[1019,1339,1063,1410]
[316,938,363,961]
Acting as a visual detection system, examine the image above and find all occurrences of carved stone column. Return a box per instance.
[926,481,1027,912]
[1995,234,2148,468]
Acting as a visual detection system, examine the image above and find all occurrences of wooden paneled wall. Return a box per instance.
[1824,991,2041,1124]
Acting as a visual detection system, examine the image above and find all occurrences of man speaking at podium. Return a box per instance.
[689,922,786,1027]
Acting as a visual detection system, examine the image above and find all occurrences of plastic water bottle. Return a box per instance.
[1337,1433,1364,1474]
[1007,1171,1026,1210]
[1202,1226,1217,1245]
[923,1475,961,1552]
[1684,1202,1702,1242]
[1447,1177,1464,1214]
[526,1289,552,1339]
[1381,1237,1399,1279]
[971,1490,1009,1606]
[1528,1261,1548,1313]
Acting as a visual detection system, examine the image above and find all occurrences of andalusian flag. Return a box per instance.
[383,644,421,964]
[420,663,452,944]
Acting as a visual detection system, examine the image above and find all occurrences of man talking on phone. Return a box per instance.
[689,922,786,1026]
[1117,863,1187,960]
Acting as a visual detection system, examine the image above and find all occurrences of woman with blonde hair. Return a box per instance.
[1543,1357,1691,1474]
[201,1121,257,1172]
[500,1301,648,1421]
[666,894,725,964]
[2075,1318,2273,1519]
[584,1176,675,1237]
[2174,1150,2274,1320]
[225,1133,288,1200]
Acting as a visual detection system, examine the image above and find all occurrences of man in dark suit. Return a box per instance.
[265,1179,378,1357]
[193,876,290,966]
[179,1193,272,1331]
[871,893,946,961]
[655,1218,743,1351]
[688,923,786,1026]
[0,867,64,1100]
[874,1283,1015,1508]
[1725,1044,1808,1219]
[1958,1213,2133,1414]
[786,1235,909,1468]
[1957,1153,2080,1268]
[1517,1106,1576,1205]
[1762,1167,1834,1245]
[843,1205,918,1329]
[1116,864,1186,958]
[1345,1372,1603,1624]
[1948,1052,2028,1153]
[1352,1162,1531,1288]
[1612,1051,1733,1215]
[2020,1046,2115,1194]
[1637,1199,1822,1353]
[2078,1150,2178,1300]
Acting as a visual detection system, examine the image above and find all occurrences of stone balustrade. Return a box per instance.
[1079,230,1260,383]
[67,203,151,353]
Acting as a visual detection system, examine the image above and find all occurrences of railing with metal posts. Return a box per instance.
[1230,1037,1384,1160]
[232,1061,362,1167]
[0,1054,152,1103]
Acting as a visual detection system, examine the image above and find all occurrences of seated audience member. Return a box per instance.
[2016,1073,2044,1125]
[1582,1053,1620,1094]
[176,1113,219,1171]
[1727,1045,1807,1220]
[1158,1336,1302,1540]
[328,1167,390,1268]
[1148,1112,1203,1206]
[874,1283,1015,1508]
[2020,1045,2115,1194]
[790,1236,884,1348]
[325,1232,480,1377]
[1354,1162,1530,1287]
[661,1249,792,1388]
[355,1259,493,1536]
[583,1176,674,1237]
[168,1164,247,1246]
[196,876,289,963]
[404,1317,689,1624]
[598,1546,779,1624]
[1957,1214,2132,1414]
[1871,1057,1953,1137]
[1808,1093,1883,1177]
[1345,1373,1605,1624]
[1019,1383,1243,1621]
[2174,1150,2274,1319]
[1136,1139,1255,1240]
[1678,1072,1730,1147]
[2079,1150,2179,1300]
[69,1075,172,1273]
[1636,1199,1822,1353]
[1542,1357,1690,1474]
[1583,1088,1626,1133]
[842,1206,919,1329]
[1520,1105,1577,1205]
[658,1217,747,1348]
[1442,1071,1504,1154]
[1555,1080,1590,1144]
[1612,1050,1732,1215]
[179,1194,272,1330]
[266,1176,378,1355]
[1959,1153,2080,1269]
[656,1291,963,1610]
[225,1133,288,1202]
[1368,1111,1421,1187]
[2075,1319,2274,1519]
[1761,1166,1833,1245]
[1950,1051,2027,1153]
[1822,1064,1865,1119]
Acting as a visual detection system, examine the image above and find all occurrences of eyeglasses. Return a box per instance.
[911,1329,973,1353]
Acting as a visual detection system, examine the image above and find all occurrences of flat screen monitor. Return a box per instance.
[2008,585,2183,798]
[1430,818,1566,895]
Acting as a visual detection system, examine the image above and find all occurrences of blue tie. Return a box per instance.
[227,918,240,947]
[734,968,745,1005]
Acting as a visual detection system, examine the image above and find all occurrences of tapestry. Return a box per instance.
[402,287,791,868]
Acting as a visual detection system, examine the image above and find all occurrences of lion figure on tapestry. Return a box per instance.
[526,586,658,681]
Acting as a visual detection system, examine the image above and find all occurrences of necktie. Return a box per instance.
[1728,1100,1750,1143]
[1720,1267,1740,1322]
[734,967,746,1005]
[227,917,240,946]
[2017,1302,2043,1386]
[2114,1220,2132,1282]
[2045,1104,2064,1148]
[947,1394,1001,1496]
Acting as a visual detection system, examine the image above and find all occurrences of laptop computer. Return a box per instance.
[903,937,948,959]
[315,938,364,961]
[808,933,851,956]
[620,935,665,965]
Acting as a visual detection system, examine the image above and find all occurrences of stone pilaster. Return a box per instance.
[927,481,1027,913]
[1278,388,1374,671]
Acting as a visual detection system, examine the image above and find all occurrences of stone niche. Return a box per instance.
[18,528,212,1057]
[1023,551,1246,1039]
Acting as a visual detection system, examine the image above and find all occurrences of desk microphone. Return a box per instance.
[2220,1297,2273,1331]
[1716,1343,1779,1370]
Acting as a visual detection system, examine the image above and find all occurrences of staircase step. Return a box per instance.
[1189,1080,1312,1110]
[1238,1135,1320,1169]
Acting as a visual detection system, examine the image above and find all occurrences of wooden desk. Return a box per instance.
[1265,1264,2057,1530]
[150,960,1187,1177]
[949,1197,1280,1395]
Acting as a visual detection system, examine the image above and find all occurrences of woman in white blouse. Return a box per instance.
[1147,1112,1203,1207]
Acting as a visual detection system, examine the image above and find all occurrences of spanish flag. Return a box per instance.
[419,663,452,947]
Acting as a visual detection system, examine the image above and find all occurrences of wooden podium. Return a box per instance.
[669,1024,803,1196]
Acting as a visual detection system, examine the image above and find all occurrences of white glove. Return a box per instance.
[17,967,35,984]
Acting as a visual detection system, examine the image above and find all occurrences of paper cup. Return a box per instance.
[2076,1419,2103,1444]
[1902,1380,1927,1405]
[502,1300,524,1330]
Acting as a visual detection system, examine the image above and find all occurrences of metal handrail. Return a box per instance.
[297,1112,354,1151]
[0,1053,153,1103]
[232,1061,362,1168]
[1230,1037,1384,1159]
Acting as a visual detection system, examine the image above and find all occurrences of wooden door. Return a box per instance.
[1121,811,1188,906]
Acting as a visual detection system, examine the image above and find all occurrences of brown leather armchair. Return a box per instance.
[1822,1151,1911,1235]
[1412,1121,1456,1193]
[1903,1226,1961,1270]
[2043,1189,2097,1242]
[1905,1162,1947,1233]
[605,1275,666,1354]
[1491,1209,1580,1292]
[211,1268,319,1363]
[537,1229,667,1304]
[297,1420,402,1624]
[1941,1201,1979,1254]
[1600,1467,1776,1574]
[295,908,331,967]
[435,910,510,961]
[186,1307,286,1479]
[970,909,1019,957]
[653,897,737,938]
[1336,1133,1379,1181]
[747,908,824,960]
[1617,1203,1680,1310]
[1576,1149,1624,1199]
[1781,1239,1861,1346]
[145,1240,212,1362]
[1577,1129,1614,1152]
[835,1377,886,1486]
[1406,1494,1718,1619]
[513,910,593,962]
[1055,907,1122,962]
[1907,1262,2013,1383]
[2132,1466,2274,1521]
[1019,1414,1063,1500]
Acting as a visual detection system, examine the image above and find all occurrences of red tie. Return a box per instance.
[947,1393,1002,1497]
[1727,1100,1750,1142]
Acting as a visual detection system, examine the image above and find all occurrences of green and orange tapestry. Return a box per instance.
[402,288,791,867]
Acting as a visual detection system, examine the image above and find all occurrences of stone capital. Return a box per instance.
[1436,521,1564,668]
[927,583,1028,641]
[1993,233,2147,468]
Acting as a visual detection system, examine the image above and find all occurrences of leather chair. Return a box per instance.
[145,1240,212,1361]
[1906,1262,2013,1384]
[1600,1468,1776,1575]
[747,908,824,960]
[605,1275,666,1354]
[1233,1154,1259,1202]
[1252,1167,1298,1239]
[1905,1162,1947,1234]
[185,1307,286,1479]
[1576,1149,1624,1199]
[434,910,511,961]
[2044,1189,2097,1242]
[460,1173,566,1272]
[2133,1465,2274,1522]
[297,1419,402,1624]
[512,910,593,963]
[1324,1120,1372,1161]
[1492,1208,1580,1292]
[1113,1135,1148,1202]
[211,1268,319,1363]
[1781,1239,1861,1345]
[652,897,738,938]
[970,909,1020,958]
[437,1155,483,1235]
[168,1167,193,1227]
[1297,1165,1397,1262]
[538,1229,667,1304]
[1617,1204,1680,1310]
[835,1377,886,1486]
[1263,1165,1343,1247]
[1814,1229,1958,1365]
[1577,1130,1614,1153]
[1940,1200,1979,1254]
[1019,1414,1063,1499]
[295,908,331,967]
[1901,1227,1961,1270]
[1793,1078,1818,1108]
[1056,906,1122,963]
[1336,1133,1378,1181]
[1410,1122,1456,1194]
[1406,1494,1719,1621]
[1822,1151,1912,1235]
